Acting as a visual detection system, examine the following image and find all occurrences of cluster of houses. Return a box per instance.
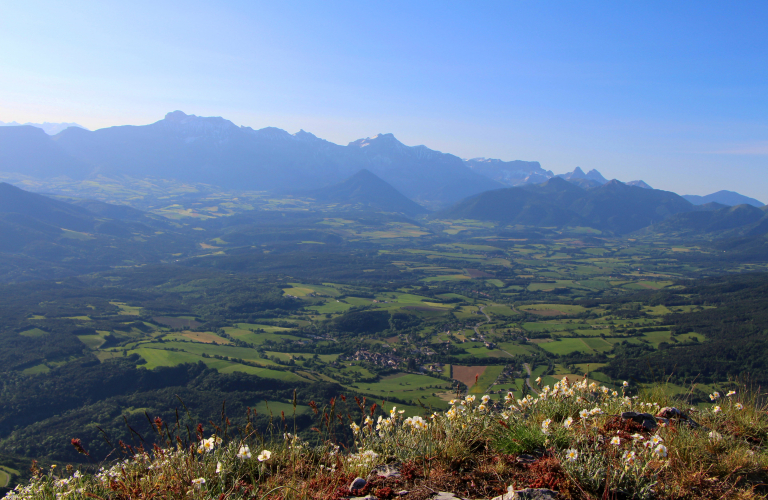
[339,349,401,367]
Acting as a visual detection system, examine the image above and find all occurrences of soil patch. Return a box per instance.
[452,365,487,387]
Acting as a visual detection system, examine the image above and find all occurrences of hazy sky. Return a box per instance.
[1,1,766,199]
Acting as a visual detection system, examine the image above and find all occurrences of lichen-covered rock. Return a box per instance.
[369,463,401,479]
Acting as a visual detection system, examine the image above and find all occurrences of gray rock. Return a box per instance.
[620,411,657,430]
[397,491,409,497]
[349,477,367,492]
[514,489,559,499]
[492,488,559,500]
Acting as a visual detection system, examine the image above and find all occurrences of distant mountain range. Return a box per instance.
[463,158,553,186]
[436,177,715,234]
[0,120,87,135]
[683,190,764,208]
[0,111,501,208]
[0,111,762,209]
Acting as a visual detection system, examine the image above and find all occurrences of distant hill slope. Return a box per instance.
[0,183,175,247]
[0,182,95,232]
[435,181,585,227]
[643,203,768,238]
[0,121,88,135]
[436,177,699,234]
[683,190,764,208]
[306,169,428,216]
[0,126,92,178]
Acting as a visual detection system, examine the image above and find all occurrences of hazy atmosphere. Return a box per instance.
[1,1,766,198]
[4,3,768,499]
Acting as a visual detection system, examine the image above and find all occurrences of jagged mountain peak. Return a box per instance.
[627,180,652,189]
[293,129,320,141]
[349,133,403,148]
[602,179,627,188]
[558,167,608,185]
[585,169,608,184]
[158,110,239,137]
[164,110,191,122]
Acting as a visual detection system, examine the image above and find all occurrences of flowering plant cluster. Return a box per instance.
[4,380,767,500]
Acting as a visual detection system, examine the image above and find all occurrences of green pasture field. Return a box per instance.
[518,304,587,315]
[462,346,511,358]
[522,321,582,333]
[216,364,310,382]
[306,300,354,314]
[234,323,294,333]
[225,327,303,345]
[284,282,342,297]
[253,400,310,417]
[637,330,673,347]
[484,305,518,317]
[436,243,503,252]
[497,343,537,355]
[423,274,471,282]
[580,337,614,352]
[469,365,504,394]
[19,328,49,337]
[643,305,673,315]
[537,338,594,355]
[0,465,19,488]
[21,363,51,375]
[623,281,673,291]
[141,341,278,363]
[110,302,143,315]
[572,363,608,374]
[354,372,451,402]
[77,332,110,349]
[128,347,222,369]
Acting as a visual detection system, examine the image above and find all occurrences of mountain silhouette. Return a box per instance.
[683,190,764,208]
[5,111,500,207]
[437,178,701,234]
[306,169,428,216]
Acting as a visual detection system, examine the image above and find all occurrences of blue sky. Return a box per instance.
[1,1,766,199]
